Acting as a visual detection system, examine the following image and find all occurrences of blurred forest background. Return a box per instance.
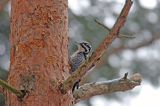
[0,0,160,106]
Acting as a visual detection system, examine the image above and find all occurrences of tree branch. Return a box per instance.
[59,0,133,94]
[0,79,25,98]
[104,32,160,60]
[74,73,142,103]
[95,19,135,39]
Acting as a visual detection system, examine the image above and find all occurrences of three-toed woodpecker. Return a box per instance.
[70,41,92,92]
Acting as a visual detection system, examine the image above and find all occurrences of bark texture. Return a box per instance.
[6,0,73,105]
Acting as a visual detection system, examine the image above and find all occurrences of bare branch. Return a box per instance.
[95,19,135,39]
[59,0,133,94]
[105,32,160,60]
[95,19,111,31]
[0,79,25,98]
[74,73,142,103]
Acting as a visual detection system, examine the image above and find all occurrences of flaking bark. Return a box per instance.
[6,0,73,106]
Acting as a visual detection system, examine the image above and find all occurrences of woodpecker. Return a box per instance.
[70,41,92,92]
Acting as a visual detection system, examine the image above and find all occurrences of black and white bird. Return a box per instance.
[70,41,92,92]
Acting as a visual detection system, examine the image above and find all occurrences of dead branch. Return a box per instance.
[95,19,135,39]
[0,79,25,98]
[74,73,142,103]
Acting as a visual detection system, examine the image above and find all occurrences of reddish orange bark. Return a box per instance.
[6,0,73,105]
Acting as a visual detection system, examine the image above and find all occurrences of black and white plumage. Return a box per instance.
[70,41,92,92]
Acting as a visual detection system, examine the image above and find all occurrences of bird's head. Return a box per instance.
[77,41,92,55]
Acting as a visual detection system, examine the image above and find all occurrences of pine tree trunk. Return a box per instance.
[6,0,73,105]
